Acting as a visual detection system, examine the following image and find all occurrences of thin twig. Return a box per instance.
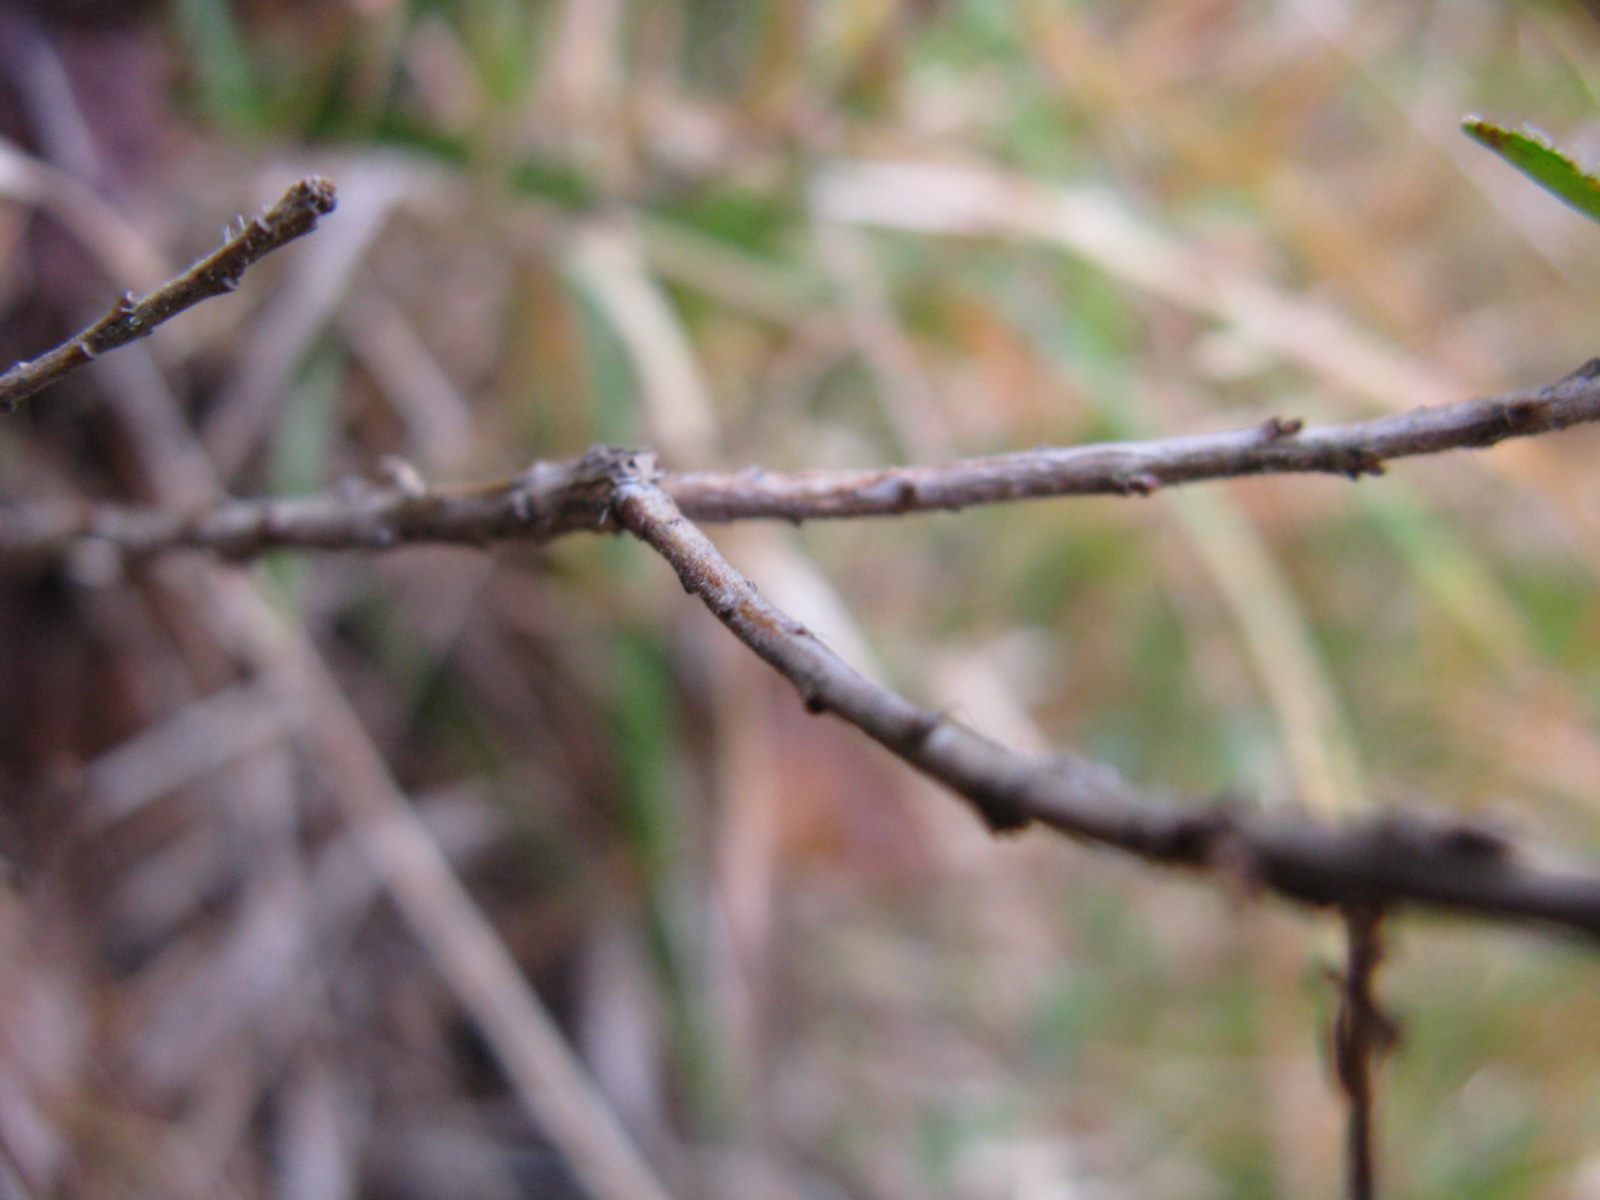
[603,452,1600,940]
[667,358,1600,518]
[1,450,624,562]
[7,358,1600,562]
[0,176,337,413]
[1335,908,1394,1200]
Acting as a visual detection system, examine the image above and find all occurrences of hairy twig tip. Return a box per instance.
[294,175,338,215]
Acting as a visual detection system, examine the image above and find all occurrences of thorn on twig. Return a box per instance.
[1260,415,1304,441]
[1433,816,1514,861]
[377,455,428,499]
[1338,450,1386,481]
[904,708,942,745]
[1495,396,1544,433]
[892,479,922,512]
[1118,471,1162,496]
[966,777,1033,834]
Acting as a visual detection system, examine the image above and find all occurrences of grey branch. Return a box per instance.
[669,358,1600,516]
[7,359,1600,563]
[607,451,1600,941]
[0,176,337,413]
[2,451,625,563]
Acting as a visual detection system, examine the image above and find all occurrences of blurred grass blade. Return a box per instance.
[172,0,263,131]
[1462,116,1600,224]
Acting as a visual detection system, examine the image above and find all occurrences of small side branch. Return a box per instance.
[609,459,1600,940]
[1335,908,1395,1200]
[0,176,337,413]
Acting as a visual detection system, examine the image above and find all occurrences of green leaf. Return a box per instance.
[1462,115,1600,225]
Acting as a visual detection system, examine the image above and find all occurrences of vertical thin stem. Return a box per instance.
[1335,906,1391,1200]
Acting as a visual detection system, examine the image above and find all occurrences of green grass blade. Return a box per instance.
[1463,115,1600,224]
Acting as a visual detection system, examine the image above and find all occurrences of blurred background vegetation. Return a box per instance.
[5,1,1600,1197]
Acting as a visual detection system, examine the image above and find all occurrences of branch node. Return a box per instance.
[967,776,1033,834]
[904,708,942,745]
[1119,470,1162,496]
[378,455,428,499]
[1340,450,1386,480]
[1437,818,1514,861]
[1260,414,1304,441]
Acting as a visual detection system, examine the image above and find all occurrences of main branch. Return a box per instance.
[7,360,1600,563]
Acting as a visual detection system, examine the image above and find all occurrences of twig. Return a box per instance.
[0,176,337,413]
[1,450,624,562]
[603,451,1600,940]
[668,357,1600,516]
[1334,908,1395,1200]
[7,359,1600,562]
